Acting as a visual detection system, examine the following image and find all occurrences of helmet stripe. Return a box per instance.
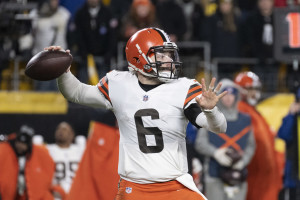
[152,27,169,42]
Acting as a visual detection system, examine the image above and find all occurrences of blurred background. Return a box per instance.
[0,0,299,199]
[0,0,298,138]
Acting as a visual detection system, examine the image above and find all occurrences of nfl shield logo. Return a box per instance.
[143,95,149,101]
[125,187,132,194]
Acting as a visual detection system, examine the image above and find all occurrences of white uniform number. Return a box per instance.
[55,161,78,183]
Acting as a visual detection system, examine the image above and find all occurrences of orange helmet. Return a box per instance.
[234,71,261,106]
[234,71,261,89]
[125,27,182,82]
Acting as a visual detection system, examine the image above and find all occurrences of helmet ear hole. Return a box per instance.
[133,57,140,64]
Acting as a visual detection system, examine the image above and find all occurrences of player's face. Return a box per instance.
[87,0,100,7]
[220,1,233,14]
[258,0,274,16]
[136,5,151,18]
[150,51,177,72]
[155,52,173,69]
[221,93,236,108]
[15,141,29,155]
[244,87,261,106]
[146,45,182,82]
[50,0,59,9]
[55,122,74,145]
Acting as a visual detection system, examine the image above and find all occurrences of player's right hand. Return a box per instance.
[44,46,71,72]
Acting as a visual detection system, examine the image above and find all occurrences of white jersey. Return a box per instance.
[97,70,202,183]
[47,144,85,193]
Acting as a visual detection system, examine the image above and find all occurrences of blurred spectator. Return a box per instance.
[201,0,242,78]
[110,0,133,24]
[59,0,85,56]
[240,0,279,93]
[236,0,257,21]
[191,0,218,41]
[74,0,117,83]
[47,122,85,199]
[121,0,159,41]
[29,0,70,91]
[278,86,300,200]
[242,0,274,60]
[201,0,242,58]
[156,0,187,41]
[235,71,282,200]
[0,125,55,200]
[59,0,86,20]
[177,0,198,41]
[195,79,255,200]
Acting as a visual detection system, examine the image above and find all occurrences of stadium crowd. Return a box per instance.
[0,0,300,199]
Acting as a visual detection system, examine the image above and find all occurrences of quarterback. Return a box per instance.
[48,27,227,200]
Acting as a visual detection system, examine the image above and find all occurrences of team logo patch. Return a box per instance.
[143,95,149,101]
[125,187,132,194]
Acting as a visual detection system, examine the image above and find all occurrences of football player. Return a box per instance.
[235,71,281,200]
[47,122,85,199]
[48,27,227,200]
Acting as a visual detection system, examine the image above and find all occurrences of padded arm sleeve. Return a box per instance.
[57,72,108,109]
[184,103,202,128]
[195,107,227,134]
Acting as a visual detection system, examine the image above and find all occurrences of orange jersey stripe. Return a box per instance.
[188,85,201,94]
[97,76,111,103]
[101,77,109,90]
[184,83,202,108]
[97,85,110,101]
[184,91,202,107]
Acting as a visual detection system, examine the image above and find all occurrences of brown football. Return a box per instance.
[25,50,73,81]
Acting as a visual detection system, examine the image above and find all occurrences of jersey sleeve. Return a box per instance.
[57,71,110,109]
[183,80,202,109]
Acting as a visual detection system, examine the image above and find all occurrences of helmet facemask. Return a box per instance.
[145,42,182,82]
[243,86,261,106]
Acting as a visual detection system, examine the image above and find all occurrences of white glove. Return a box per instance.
[232,160,244,170]
[213,148,232,167]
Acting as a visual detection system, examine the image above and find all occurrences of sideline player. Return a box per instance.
[48,27,227,200]
[235,71,281,200]
[47,122,85,199]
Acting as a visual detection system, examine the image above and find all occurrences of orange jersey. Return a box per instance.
[238,101,281,200]
[0,142,55,200]
[67,122,120,200]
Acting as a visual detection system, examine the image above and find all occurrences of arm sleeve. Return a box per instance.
[241,129,256,166]
[194,128,216,157]
[184,103,227,133]
[184,103,202,128]
[195,107,227,134]
[57,71,109,109]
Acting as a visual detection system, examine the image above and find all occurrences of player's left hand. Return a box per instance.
[196,77,227,110]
